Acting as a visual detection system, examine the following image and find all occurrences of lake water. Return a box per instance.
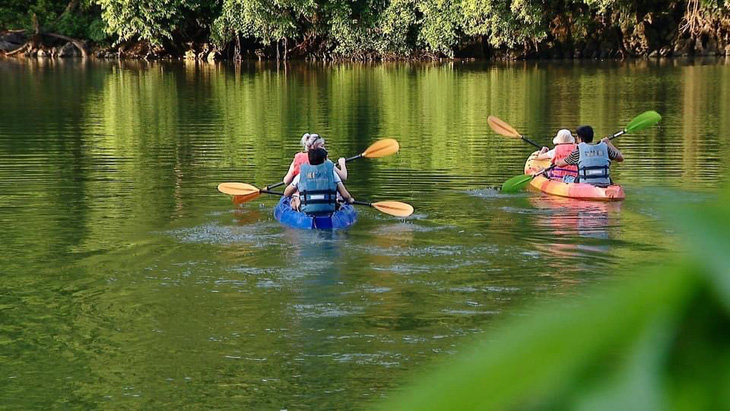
[0,57,728,408]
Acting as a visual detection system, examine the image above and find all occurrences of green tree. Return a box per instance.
[1,0,105,41]
[212,0,315,54]
[95,0,207,46]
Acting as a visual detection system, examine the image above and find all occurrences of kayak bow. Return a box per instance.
[273,197,358,230]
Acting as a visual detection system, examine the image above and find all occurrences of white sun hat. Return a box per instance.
[552,129,575,145]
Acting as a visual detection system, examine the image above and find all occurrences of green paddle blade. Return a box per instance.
[501,174,534,193]
[625,111,662,133]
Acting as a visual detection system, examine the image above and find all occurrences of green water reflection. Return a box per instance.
[0,58,727,408]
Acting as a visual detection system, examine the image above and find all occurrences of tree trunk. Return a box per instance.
[234,34,242,61]
[53,0,79,26]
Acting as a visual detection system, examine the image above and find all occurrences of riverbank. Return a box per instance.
[3,35,729,62]
[2,2,730,62]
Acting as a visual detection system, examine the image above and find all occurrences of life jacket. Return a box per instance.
[291,152,309,177]
[577,142,611,185]
[299,161,338,215]
[549,143,578,179]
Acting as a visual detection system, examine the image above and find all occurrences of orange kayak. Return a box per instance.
[523,152,625,201]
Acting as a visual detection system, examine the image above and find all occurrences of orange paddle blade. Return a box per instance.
[217,183,261,196]
[233,192,262,204]
[488,115,522,138]
[362,139,400,158]
[371,201,414,217]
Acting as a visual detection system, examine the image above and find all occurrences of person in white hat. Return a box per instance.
[535,129,579,181]
[282,133,347,186]
[535,129,575,159]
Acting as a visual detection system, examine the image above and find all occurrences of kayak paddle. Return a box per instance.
[497,111,662,193]
[607,110,662,140]
[345,138,400,161]
[352,200,414,217]
[501,166,554,193]
[487,115,542,149]
[487,115,546,192]
[217,182,414,217]
[217,182,279,204]
[262,138,400,191]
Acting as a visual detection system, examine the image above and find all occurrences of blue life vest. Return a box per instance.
[299,161,338,215]
[577,142,611,185]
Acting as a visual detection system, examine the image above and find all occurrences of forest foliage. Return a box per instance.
[1,0,729,59]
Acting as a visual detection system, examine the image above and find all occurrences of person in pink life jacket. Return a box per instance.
[282,133,347,185]
[534,129,578,181]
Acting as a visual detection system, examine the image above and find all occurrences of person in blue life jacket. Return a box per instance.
[554,125,624,185]
[284,147,355,214]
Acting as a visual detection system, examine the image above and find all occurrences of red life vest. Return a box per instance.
[550,143,578,179]
[291,152,309,177]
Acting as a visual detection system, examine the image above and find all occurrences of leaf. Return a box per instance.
[383,265,697,410]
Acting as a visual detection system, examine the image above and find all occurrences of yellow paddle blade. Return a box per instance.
[488,115,522,138]
[371,201,414,217]
[362,138,400,158]
[217,182,261,196]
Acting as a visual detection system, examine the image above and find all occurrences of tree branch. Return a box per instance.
[4,42,31,56]
[45,33,88,58]
[53,0,80,26]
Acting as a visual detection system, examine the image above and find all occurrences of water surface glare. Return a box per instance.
[0,58,728,408]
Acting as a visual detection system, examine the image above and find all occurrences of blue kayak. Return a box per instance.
[273,197,357,230]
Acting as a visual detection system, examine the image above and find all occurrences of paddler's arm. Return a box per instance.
[334,158,348,181]
[284,184,297,197]
[282,160,296,185]
[555,148,579,167]
[284,174,299,197]
[337,183,354,203]
[535,147,552,160]
[602,138,624,162]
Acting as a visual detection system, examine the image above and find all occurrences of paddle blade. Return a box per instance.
[371,201,414,217]
[217,182,261,196]
[488,115,521,138]
[625,111,662,133]
[362,139,400,158]
[233,192,262,204]
[501,174,533,193]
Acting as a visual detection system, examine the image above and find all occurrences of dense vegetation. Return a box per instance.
[1,0,729,59]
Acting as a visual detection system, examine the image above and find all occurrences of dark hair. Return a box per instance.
[576,125,594,143]
[308,147,328,165]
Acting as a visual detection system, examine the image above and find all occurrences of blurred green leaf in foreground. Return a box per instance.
[385,187,730,410]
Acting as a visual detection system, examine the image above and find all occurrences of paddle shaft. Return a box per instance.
[265,155,359,190]
[609,130,626,140]
[259,190,369,209]
[536,165,555,176]
[523,127,623,149]
[525,125,627,150]
[521,136,543,149]
[259,188,360,204]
